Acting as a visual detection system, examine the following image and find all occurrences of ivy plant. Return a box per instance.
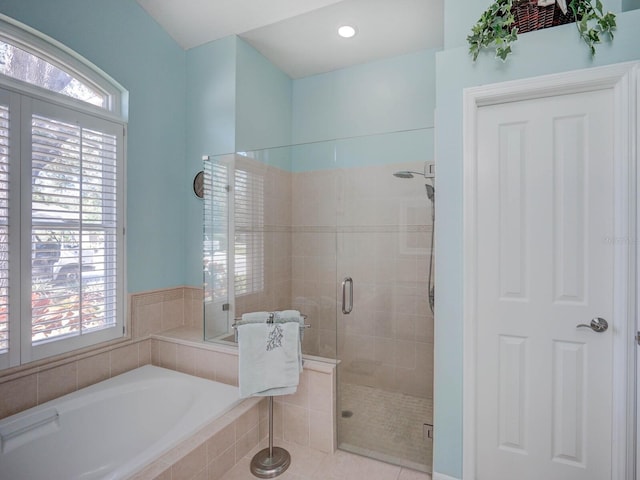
[468,0,517,62]
[467,0,616,62]
[569,0,616,55]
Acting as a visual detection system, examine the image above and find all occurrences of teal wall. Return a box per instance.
[0,0,187,294]
[235,37,292,152]
[292,49,436,144]
[290,48,436,173]
[186,36,237,162]
[184,36,237,289]
[434,5,640,478]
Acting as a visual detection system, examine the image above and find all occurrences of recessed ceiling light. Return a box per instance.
[337,25,357,39]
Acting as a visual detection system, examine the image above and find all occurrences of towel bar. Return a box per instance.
[234,312,308,478]
[231,313,308,328]
[231,313,309,344]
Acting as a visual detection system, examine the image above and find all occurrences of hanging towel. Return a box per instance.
[240,311,272,324]
[274,310,305,340]
[237,321,302,398]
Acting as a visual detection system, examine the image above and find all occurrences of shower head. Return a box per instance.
[393,163,435,180]
[393,170,422,179]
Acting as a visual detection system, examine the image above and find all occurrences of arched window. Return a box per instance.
[0,15,127,368]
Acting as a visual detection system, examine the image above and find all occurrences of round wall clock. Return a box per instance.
[193,170,204,199]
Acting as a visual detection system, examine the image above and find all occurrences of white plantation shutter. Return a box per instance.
[234,168,264,296]
[0,104,8,356]
[30,112,119,348]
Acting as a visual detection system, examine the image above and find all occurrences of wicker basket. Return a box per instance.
[511,0,575,33]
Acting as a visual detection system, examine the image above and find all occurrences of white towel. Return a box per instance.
[274,310,304,340]
[237,321,302,398]
[239,311,272,324]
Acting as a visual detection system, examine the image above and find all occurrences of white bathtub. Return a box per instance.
[0,365,242,480]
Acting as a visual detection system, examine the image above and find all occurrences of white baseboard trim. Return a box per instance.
[432,473,461,480]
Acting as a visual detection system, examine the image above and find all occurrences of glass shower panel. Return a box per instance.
[203,147,338,354]
[203,154,232,341]
[333,130,434,473]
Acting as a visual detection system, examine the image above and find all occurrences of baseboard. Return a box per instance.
[432,473,461,480]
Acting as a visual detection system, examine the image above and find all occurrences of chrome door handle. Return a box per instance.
[576,317,608,333]
[342,277,353,314]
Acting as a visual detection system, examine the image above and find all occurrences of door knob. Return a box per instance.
[576,317,608,333]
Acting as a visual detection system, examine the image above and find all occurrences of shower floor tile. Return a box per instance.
[338,383,433,473]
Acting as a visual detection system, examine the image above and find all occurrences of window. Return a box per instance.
[0,16,125,369]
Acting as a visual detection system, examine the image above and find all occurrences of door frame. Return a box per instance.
[462,62,639,480]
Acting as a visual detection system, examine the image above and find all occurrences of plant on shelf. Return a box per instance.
[569,0,616,55]
[468,0,518,61]
[467,0,616,62]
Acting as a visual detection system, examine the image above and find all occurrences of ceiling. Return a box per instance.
[136,0,443,79]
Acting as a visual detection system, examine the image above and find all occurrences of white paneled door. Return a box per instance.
[474,89,616,480]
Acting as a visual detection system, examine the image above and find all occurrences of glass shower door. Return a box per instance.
[334,133,434,473]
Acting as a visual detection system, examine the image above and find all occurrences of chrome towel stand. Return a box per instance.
[233,312,309,478]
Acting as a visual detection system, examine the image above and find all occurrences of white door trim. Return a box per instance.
[462,61,639,480]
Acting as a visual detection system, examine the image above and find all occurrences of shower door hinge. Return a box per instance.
[222,303,230,311]
[636,331,640,346]
[423,423,434,441]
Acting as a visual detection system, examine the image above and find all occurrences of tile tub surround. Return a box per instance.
[152,327,337,454]
[0,286,201,420]
[0,288,339,478]
[130,396,264,480]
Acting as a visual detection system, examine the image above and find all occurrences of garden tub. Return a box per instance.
[0,365,242,480]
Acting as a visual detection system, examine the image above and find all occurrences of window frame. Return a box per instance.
[0,15,127,370]
[0,14,127,122]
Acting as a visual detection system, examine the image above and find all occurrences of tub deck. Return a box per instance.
[0,365,256,480]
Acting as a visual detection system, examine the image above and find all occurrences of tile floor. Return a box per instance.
[220,439,432,480]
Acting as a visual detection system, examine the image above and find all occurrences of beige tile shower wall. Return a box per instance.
[151,336,337,455]
[291,169,339,359]
[0,286,197,420]
[292,162,434,400]
[291,229,338,359]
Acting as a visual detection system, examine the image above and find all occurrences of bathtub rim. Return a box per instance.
[0,364,252,480]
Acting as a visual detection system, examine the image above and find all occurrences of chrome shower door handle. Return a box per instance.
[342,277,353,314]
[576,317,608,333]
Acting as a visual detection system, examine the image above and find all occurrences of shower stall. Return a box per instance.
[203,128,435,473]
